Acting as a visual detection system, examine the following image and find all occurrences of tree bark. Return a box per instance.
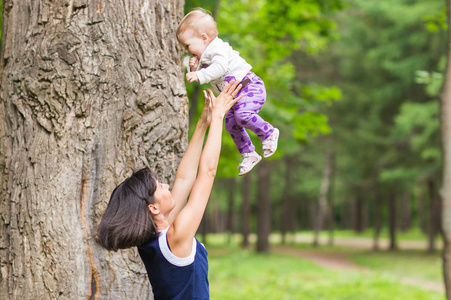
[241,172,251,248]
[256,160,272,253]
[0,1,186,299]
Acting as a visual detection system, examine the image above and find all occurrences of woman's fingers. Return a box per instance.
[207,89,215,102]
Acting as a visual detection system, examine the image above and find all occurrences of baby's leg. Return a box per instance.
[225,109,255,154]
[234,79,274,141]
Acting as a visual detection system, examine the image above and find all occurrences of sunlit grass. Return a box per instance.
[199,230,445,299]
[208,246,444,300]
[349,249,443,282]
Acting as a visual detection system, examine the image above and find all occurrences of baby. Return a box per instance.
[177,9,279,176]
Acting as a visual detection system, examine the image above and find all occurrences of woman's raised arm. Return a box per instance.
[168,93,212,224]
[168,81,243,257]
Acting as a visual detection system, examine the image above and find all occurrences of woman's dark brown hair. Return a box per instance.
[97,168,159,251]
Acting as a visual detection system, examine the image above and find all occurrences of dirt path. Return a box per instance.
[272,245,445,293]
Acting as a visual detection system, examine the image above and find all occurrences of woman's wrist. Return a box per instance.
[196,118,209,130]
[212,111,225,120]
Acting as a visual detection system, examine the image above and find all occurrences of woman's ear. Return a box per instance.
[148,204,160,215]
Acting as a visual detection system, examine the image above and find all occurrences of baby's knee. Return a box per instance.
[235,111,255,126]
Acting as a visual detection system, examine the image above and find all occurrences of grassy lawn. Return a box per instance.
[202,231,445,300]
[208,247,444,300]
[349,249,443,282]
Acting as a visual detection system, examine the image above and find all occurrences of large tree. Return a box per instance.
[0,1,186,298]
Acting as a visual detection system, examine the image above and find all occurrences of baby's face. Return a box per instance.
[178,30,209,60]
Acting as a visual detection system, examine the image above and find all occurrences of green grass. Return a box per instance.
[349,249,443,282]
[208,247,444,300]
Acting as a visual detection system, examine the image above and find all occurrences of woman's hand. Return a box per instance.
[205,80,244,119]
[199,90,212,126]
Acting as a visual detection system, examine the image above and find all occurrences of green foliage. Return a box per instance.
[185,0,343,178]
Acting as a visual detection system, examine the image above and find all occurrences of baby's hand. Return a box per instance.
[189,56,199,72]
[186,72,199,83]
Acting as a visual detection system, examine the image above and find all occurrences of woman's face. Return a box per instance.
[154,180,175,214]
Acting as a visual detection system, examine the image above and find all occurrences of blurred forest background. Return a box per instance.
[183,0,446,253]
[0,0,448,299]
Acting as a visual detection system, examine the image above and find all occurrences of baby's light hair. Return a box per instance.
[176,8,218,42]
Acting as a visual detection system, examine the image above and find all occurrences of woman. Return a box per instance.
[97,80,244,299]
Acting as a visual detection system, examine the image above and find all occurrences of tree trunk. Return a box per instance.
[313,150,334,246]
[256,160,272,253]
[372,174,382,250]
[0,1,186,299]
[281,156,295,245]
[226,177,236,244]
[418,193,427,234]
[400,192,412,231]
[429,180,438,252]
[351,197,364,233]
[241,172,251,248]
[442,3,451,297]
[388,192,398,250]
[327,151,336,246]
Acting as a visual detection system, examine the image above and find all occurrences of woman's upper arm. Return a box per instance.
[168,172,215,251]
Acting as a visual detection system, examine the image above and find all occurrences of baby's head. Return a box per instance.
[177,9,218,58]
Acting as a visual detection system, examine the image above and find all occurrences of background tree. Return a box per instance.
[0,1,186,298]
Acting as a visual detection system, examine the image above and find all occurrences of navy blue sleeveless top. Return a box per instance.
[137,227,209,300]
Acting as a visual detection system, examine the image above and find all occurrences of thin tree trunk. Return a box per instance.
[351,197,363,233]
[313,150,334,246]
[373,176,382,251]
[226,178,236,245]
[0,1,186,299]
[388,192,398,250]
[327,151,336,246]
[419,192,427,234]
[281,156,295,245]
[256,160,272,253]
[429,180,438,253]
[400,192,412,231]
[241,173,251,248]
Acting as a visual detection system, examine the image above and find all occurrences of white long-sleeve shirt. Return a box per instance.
[194,37,252,93]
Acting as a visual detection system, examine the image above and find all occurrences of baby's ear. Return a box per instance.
[201,33,209,41]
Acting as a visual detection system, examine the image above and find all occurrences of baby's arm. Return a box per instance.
[195,50,228,84]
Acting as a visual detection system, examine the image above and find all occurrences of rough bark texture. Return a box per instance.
[0,1,186,299]
[441,2,451,296]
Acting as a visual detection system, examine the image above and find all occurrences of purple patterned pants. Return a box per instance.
[224,74,275,154]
